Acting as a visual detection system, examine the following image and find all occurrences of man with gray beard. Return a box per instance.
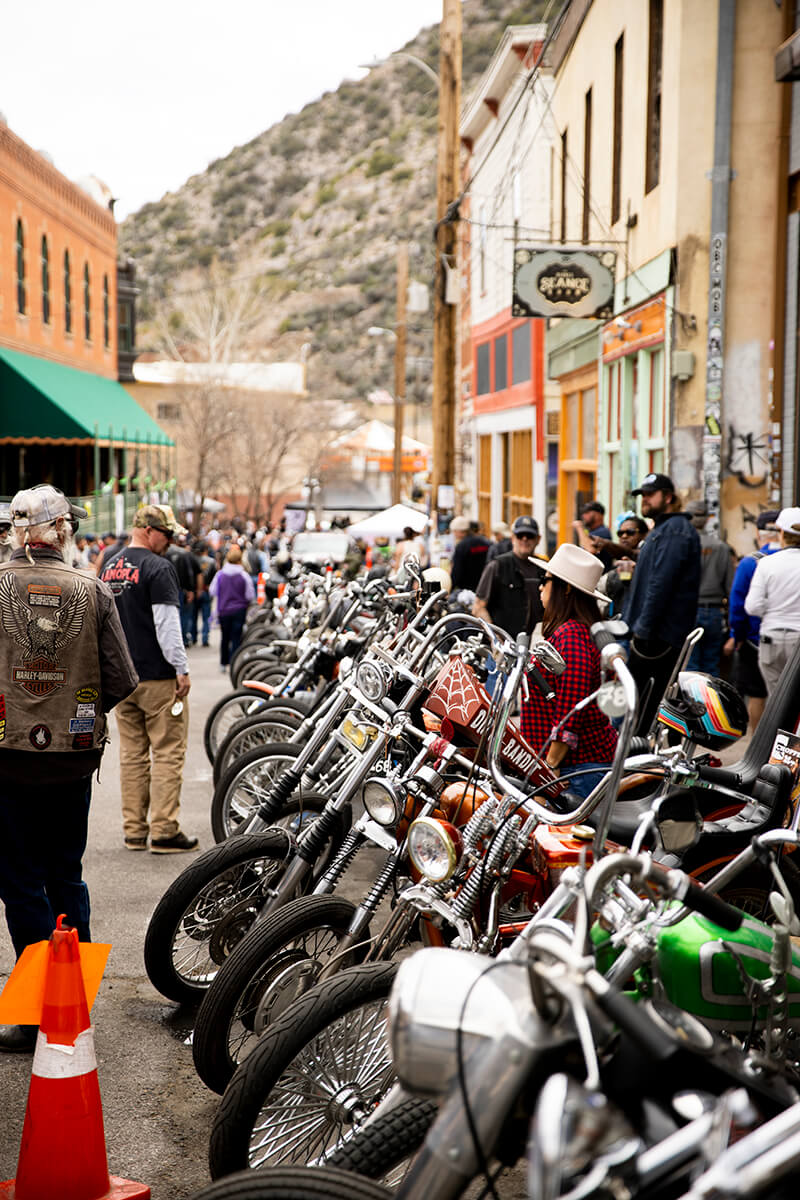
[0,485,138,1051]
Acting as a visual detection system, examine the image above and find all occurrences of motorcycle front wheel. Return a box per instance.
[208,960,398,1177]
[213,708,306,786]
[205,690,270,762]
[193,895,361,1094]
[212,743,306,842]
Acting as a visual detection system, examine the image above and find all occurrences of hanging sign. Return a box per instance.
[512,246,617,320]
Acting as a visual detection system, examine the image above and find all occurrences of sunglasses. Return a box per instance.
[618,529,639,537]
[538,576,553,589]
[514,532,537,541]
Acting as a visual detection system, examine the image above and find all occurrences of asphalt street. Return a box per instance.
[0,635,226,1199]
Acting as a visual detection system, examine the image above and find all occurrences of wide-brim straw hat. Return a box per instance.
[530,543,606,601]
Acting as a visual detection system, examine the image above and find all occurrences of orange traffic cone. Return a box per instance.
[365,544,373,569]
[0,916,150,1200]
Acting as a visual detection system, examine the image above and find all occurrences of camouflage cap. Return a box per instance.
[10,485,88,528]
[133,503,188,537]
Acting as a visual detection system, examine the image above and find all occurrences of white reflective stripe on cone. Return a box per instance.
[32,1027,97,1079]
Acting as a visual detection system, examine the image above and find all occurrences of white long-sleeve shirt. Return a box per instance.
[744,547,800,634]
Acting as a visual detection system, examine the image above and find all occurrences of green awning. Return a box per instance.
[0,346,173,446]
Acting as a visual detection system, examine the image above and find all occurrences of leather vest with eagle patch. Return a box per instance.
[0,558,106,754]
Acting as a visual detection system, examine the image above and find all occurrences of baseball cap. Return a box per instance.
[511,515,540,537]
[756,509,780,531]
[631,472,676,497]
[133,503,188,537]
[0,502,11,528]
[10,485,88,528]
[775,507,800,534]
[449,515,470,532]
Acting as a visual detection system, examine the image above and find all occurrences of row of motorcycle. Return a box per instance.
[141,557,800,1198]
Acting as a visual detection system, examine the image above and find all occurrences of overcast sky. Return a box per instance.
[1,1,447,219]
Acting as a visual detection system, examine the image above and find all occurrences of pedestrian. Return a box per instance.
[744,506,800,695]
[486,521,512,563]
[685,500,735,675]
[724,510,780,732]
[209,544,255,670]
[622,472,701,735]
[193,541,216,647]
[597,515,648,616]
[391,525,427,572]
[167,535,203,647]
[92,530,118,575]
[473,515,545,638]
[100,504,198,854]
[450,516,490,592]
[0,502,12,564]
[519,544,617,799]
[0,485,138,1051]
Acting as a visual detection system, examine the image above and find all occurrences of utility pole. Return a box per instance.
[431,0,462,522]
[392,244,408,506]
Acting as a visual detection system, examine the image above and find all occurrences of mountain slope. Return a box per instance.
[120,0,548,411]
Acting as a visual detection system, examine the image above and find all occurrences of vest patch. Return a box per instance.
[29,724,51,749]
[76,686,99,703]
[0,694,5,741]
[0,571,88,697]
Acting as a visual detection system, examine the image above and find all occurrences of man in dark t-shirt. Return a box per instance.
[450,518,490,592]
[101,505,198,854]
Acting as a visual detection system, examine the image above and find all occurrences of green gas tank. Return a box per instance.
[656,910,800,1033]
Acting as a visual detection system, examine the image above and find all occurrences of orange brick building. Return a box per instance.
[0,121,170,523]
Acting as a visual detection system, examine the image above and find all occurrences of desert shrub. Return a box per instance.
[392,166,414,182]
[365,147,400,177]
[316,181,337,205]
[271,170,308,198]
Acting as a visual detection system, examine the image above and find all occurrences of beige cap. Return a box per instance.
[133,504,188,537]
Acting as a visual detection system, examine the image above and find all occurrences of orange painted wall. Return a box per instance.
[0,124,118,378]
[471,309,546,457]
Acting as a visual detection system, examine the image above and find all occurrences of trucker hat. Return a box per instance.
[775,507,800,534]
[133,504,188,537]
[9,485,88,528]
[511,515,540,537]
[631,472,676,496]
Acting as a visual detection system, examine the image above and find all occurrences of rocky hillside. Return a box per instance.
[120,0,548,413]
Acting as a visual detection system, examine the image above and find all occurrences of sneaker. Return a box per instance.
[150,831,200,854]
[124,836,148,851]
[0,1024,37,1052]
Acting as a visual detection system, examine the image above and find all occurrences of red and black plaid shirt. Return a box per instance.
[520,619,617,767]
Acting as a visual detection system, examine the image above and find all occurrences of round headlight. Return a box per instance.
[355,659,389,703]
[407,817,462,883]
[362,777,403,826]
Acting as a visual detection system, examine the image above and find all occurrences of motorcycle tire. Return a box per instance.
[209,960,398,1176]
[193,896,360,1095]
[144,830,290,1005]
[691,853,800,921]
[205,691,271,763]
[232,662,288,692]
[212,743,305,842]
[327,1096,437,1181]
[213,709,305,786]
[187,1165,391,1200]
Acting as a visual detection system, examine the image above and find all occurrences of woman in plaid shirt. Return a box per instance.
[520,544,617,800]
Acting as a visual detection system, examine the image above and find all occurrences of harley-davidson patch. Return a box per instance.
[0,571,87,696]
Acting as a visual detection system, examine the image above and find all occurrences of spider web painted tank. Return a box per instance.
[655,910,800,1032]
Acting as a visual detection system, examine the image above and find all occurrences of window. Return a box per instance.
[478,434,492,531]
[64,250,72,333]
[494,334,508,392]
[41,235,50,325]
[476,342,491,395]
[83,262,91,340]
[582,88,592,244]
[103,274,110,348]
[15,220,26,315]
[560,129,568,243]
[512,322,531,384]
[118,300,132,351]
[612,34,624,224]
[645,0,663,194]
[156,403,182,422]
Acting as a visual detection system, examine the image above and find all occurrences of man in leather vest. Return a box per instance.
[0,485,138,1052]
[473,515,545,637]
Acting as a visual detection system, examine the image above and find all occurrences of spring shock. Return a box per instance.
[311,825,363,892]
[362,850,404,915]
[450,815,522,925]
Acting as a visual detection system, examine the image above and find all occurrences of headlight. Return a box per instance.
[362,777,404,826]
[407,817,462,883]
[389,947,538,1096]
[355,659,390,702]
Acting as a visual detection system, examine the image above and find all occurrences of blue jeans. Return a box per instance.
[561,762,611,800]
[0,775,92,956]
[220,609,247,666]
[687,606,725,675]
[178,591,194,646]
[192,592,211,645]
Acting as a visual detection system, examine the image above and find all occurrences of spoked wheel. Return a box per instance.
[193,896,362,1094]
[188,1165,391,1200]
[213,709,306,786]
[205,691,271,762]
[208,961,398,1177]
[144,830,291,1004]
[212,744,306,842]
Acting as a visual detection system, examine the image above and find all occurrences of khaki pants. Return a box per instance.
[115,678,189,840]
[758,631,800,695]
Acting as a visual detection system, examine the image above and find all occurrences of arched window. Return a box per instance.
[15,220,26,314]
[83,262,91,341]
[64,250,72,333]
[103,273,110,348]
[41,235,51,325]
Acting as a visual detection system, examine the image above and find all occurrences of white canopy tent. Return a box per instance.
[347,503,428,544]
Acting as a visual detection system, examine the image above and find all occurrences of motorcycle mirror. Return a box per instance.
[533,641,566,676]
[403,556,422,579]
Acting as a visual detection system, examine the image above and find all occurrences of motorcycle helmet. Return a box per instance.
[656,672,748,750]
